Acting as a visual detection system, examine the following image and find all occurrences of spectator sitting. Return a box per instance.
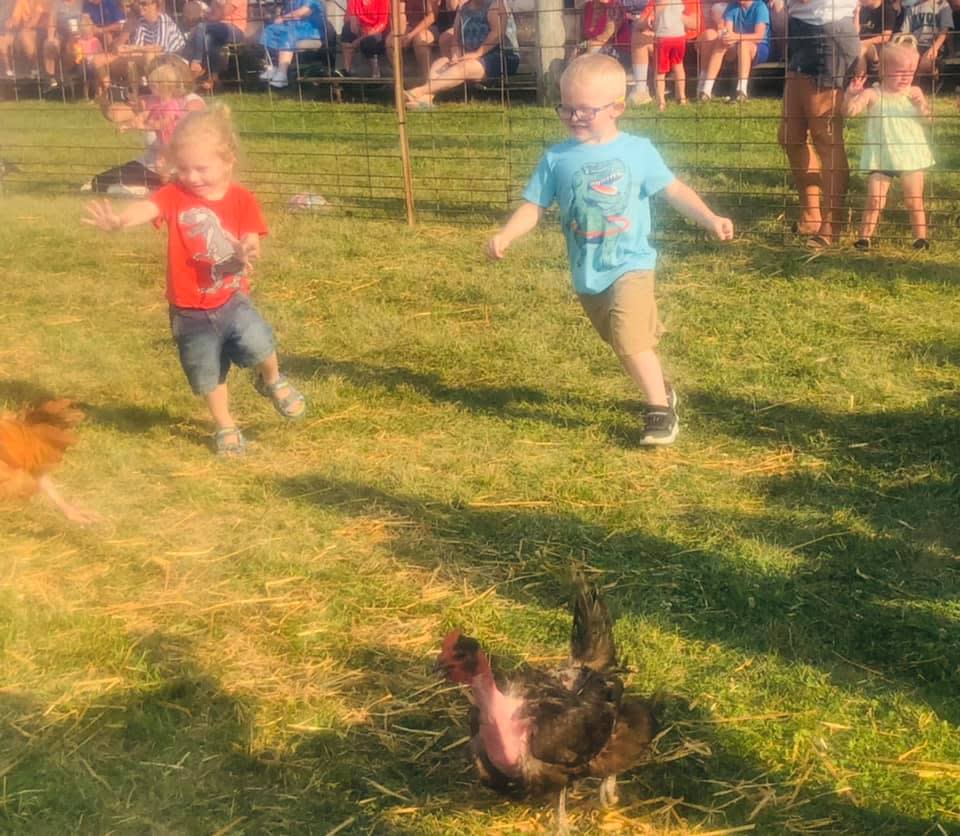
[385,0,464,80]
[858,0,903,75]
[403,0,519,108]
[0,0,16,77]
[579,0,628,59]
[697,0,770,102]
[83,0,124,50]
[105,0,184,92]
[898,0,951,78]
[43,0,85,89]
[653,0,693,109]
[181,0,248,90]
[3,0,52,79]
[338,0,389,77]
[258,0,325,88]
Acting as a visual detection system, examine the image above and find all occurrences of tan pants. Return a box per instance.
[778,71,849,242]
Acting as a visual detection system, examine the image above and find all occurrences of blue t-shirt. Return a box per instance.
[83,0,125,28]
[723,0,771,50]
[522,132,675,295]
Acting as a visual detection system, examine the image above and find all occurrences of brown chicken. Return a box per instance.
[437,579,658,834]
[0,399,97,523]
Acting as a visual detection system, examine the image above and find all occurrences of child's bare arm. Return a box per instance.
[906,85,931,118]
[82,198,160,231]
[486,201,544,259]
[842,79,876,117]
[662,181,734,240]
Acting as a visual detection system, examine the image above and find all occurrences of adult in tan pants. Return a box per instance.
[778,0,859,249]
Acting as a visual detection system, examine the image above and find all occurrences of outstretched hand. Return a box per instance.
[83,199,123,231]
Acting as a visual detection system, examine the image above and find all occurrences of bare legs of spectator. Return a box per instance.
[0,33,13,77]
[15,29,41,76]
[385,28,436,79]
[698,36,758,100]
[630,28,653,104]
[42,33,61,79]
[404,54,486,105]
[779,71,849,245]
[656,62,686,109]
[341,35,359,74]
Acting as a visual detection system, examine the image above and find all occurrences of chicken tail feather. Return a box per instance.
[570,576,617,673]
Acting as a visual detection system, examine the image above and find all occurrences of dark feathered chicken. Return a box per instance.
[437,579,657,832]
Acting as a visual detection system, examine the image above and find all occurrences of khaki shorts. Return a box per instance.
[578,270,662,357]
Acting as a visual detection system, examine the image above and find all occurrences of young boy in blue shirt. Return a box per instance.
[486,53,733,445]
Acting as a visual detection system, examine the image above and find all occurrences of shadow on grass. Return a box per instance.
[0,628,936,834]
[281,353,666,448]
[274,467,959,727]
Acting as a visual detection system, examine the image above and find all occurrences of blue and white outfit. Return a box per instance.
[260,0,326,51]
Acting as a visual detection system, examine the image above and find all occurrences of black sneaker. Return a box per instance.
[854,238,870,250]
[640,406,678,446]
[913,238,930,251]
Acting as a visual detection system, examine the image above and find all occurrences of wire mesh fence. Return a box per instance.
[2,0,960,245]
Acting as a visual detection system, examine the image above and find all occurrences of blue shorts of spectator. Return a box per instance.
[169,293,276,395]
[480,47,519,79]
[182,21,246,76]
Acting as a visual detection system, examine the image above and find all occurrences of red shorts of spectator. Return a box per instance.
[655,37,686,73]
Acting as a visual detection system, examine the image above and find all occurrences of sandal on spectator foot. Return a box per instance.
[255,373,306,419]
[214,427,246,457]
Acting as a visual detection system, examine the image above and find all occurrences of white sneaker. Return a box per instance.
[269,67,288,88]
[258,64,275,81]
[629,88,652,106]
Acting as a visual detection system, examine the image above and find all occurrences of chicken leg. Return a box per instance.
[598,774,619,808]
[556,785,570,836]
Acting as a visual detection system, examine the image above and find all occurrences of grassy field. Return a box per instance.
[1,97,959,834]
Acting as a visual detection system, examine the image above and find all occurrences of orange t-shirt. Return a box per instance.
[150,182,268,310]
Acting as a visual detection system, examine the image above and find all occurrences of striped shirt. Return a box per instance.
[132,12,185,52]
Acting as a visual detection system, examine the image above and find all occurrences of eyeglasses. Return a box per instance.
[554,100,623,121]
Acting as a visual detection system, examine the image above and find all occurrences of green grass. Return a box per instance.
[0,98,959,834]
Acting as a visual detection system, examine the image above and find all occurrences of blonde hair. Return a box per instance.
[146,59,192,97]
[560,54,627,100]
[882,36,920,76]
[168,103,238,162]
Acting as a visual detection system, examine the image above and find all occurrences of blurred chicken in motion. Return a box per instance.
[0,399,99,524]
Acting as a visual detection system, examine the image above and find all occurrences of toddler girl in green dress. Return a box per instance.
[842,35,934,251]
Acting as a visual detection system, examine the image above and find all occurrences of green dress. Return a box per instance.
[859,86,934,173]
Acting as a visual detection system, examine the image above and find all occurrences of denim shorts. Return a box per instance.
[169,294,276,395]
[481,48,519,80]
[786,16,859,89]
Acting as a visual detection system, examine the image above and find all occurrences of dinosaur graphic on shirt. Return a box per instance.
[179,207,247,294]
[567,159,632,273]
